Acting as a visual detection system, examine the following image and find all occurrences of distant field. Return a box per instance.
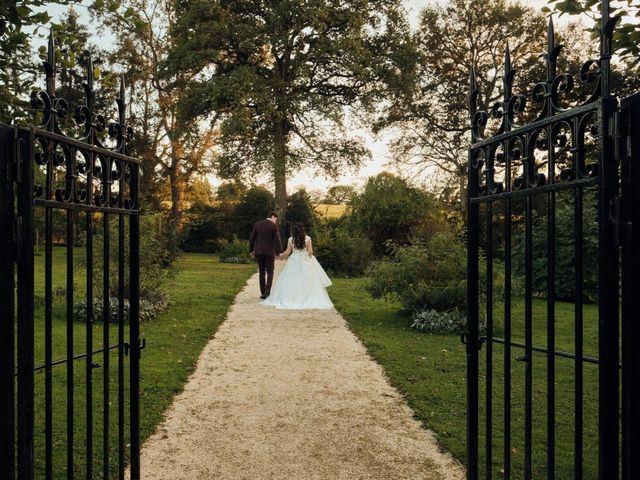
[314,203,347,218]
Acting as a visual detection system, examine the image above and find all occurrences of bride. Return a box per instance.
[261,222,333,309]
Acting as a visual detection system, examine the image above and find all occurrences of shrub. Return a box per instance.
[349,172,438,255]
[314,225,373,276]
[412,309,462,334]
[181,203,227,253]
[219,235,253,264]
[410,308,486,334]
[74,294,169,324]
[286,188,318,236]
[77,214,176,319]
[233,186,275,239]
[512,191,598,302]
[364,231,487,313]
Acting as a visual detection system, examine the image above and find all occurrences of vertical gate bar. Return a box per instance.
[103,212,110,479]
[117,77,128,480]
[546,162,556,480]
[466,67,480,480]
[574,185,584,479]
[504,195,512,480]
[118,213,125,480]
[620,92,640,480]
[17,128,35,480]
[485,201,493,479]
[0,125,16,480]
[85,141,94,480]
[66,207,75,480]
[524,188,533,480]
[85,58,96,480]
[129,207,141,480]
[44,134,53,480]
[86,209,94,480]
[545,20,556,480]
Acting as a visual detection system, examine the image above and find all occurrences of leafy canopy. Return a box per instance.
[163,0,410,191]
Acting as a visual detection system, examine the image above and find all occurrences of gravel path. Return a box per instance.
[135,262,466,480]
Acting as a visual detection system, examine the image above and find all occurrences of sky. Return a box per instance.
[41,0,579,193]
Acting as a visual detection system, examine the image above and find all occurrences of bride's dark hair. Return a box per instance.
[292,223,306,249]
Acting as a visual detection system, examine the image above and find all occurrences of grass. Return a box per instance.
[328,277,600,480]
[31,248,255,478]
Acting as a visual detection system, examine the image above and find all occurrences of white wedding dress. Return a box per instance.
[261,236,333,309]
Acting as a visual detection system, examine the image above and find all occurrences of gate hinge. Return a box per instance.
[12,136,23,184]
[14,216,23,261]
[610,110,623,164]
[610,196,625,248]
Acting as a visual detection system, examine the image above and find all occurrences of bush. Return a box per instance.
[364,231,486,313]
[411,309,465,334]
[74,294,169,324]
[314,225,373,276]
[512,191,598,302]
[233,186,275,239]
[349,172,438,255]
[286,188,318,235]
[181,203,227,253]
[76,214,176,321]
[219,235,253,264]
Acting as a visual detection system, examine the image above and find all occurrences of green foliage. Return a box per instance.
[180,203,226,253]
[410,308,473,334]
[364,231,482,313]
[83,214,175,306]
[323,185,356,205]
[349,172,435,255]
[314,223,374,277]
[286,188,318,235]
[547,0,640,66]
[512,192,599,302]
[73,295,169,324]
[219,235,253,264]
[163,0,410,217]
[232,186,275,239]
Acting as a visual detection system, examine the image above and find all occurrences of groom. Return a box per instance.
[249,212,283,299]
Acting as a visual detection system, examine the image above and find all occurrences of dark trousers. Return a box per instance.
[256,255,275,296]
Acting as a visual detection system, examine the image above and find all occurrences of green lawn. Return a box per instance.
[328,277,599,480]
[32,248,255,478]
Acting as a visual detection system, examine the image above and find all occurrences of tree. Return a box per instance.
[376,0,554,210]
[91,0,217,227]
[548,0,640,65]
[163,0,410,222]
[233,186,275,240]
[0,0,78,122]
[286,188,317,235]
[349,172,433,255]
[324,185,356,205]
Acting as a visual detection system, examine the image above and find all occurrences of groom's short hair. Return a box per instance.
[268,211,278,218]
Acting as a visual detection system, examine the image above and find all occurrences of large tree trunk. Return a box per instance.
[273,119,288,224]
[169,157,184,229]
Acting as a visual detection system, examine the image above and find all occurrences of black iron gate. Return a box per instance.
[0,33,142,479]
[466,2,639,479]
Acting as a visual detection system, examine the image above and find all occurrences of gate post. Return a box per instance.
[620,92,640,480]
[15,127,35,480]
[466,67,480,480]
[0,124,16,480]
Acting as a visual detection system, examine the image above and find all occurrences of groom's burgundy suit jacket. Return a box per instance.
[249,219,283,257]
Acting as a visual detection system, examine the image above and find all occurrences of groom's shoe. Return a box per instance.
[260,294,266,299]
